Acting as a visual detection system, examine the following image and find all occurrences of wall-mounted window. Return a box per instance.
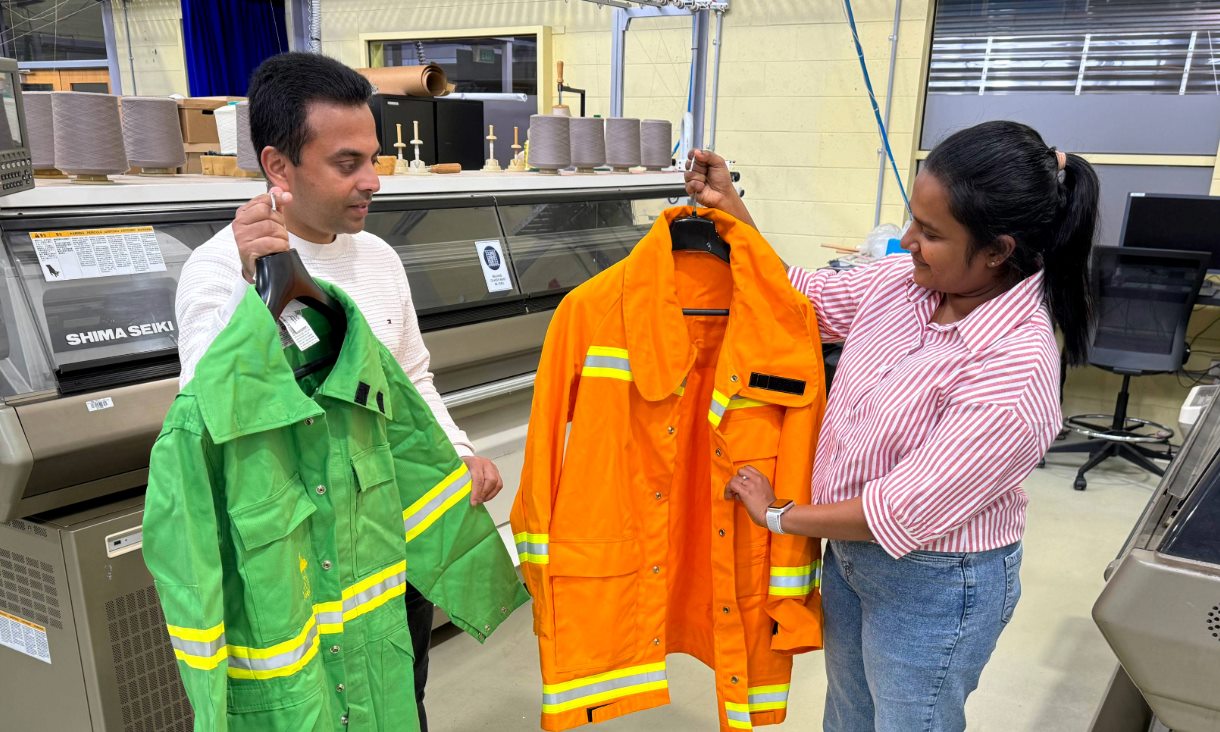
[918,1,1220,245]
[928,1,1220,95]
[0,0,113,93]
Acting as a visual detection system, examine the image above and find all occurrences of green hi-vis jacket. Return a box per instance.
[144,282,528,731]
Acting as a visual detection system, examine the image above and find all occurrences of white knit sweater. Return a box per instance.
[175,224,474,456]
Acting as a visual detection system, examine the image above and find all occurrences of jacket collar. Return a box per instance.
[190,281,393,444]
[904,261,1047,354]
[622,206,821,409]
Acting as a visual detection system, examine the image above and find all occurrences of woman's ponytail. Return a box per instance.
[1045,153,1099,366]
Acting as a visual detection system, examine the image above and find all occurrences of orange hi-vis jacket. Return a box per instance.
[511,206,827,732]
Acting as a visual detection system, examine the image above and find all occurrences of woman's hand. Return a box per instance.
[684,149,755,228]
[725,465,776,527]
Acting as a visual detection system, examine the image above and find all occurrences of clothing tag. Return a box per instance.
[279,302,320,351]
[475,239,513,293]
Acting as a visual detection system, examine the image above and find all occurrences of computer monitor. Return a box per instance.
[0,57,32,195]
[1119,192,1220,271]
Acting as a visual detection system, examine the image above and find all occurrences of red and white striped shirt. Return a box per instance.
[788,256,1061,558]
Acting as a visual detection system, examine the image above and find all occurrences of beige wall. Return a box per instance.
[118,0,1220,438]
[112,0,189,97]
[321,0,930,269]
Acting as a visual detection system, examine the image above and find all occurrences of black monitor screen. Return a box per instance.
[0,72,21,149]
[1120,193,1220,270]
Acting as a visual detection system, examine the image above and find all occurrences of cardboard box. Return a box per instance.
[178,96,244,144]
[181,142,218,174]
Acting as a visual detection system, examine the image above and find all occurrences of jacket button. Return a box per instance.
[667,426,675,435]
[653,638,661,646]
[731,676,739,684]
[654,492,663,500]
[316,485,327,495]
[340,715,349,726]
[715,449,722,457]
[719,529,726,537]
[722,606,730,614]
[304,418,314,426]
[330,645,341,654]
[322,560,332,571]
[501,606,509,614]
[652,566,660,574]
[730,374,738,382]
[337,683,345,693]
[484,624,491,632]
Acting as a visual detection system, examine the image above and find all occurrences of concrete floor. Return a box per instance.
[424,455,1158,731]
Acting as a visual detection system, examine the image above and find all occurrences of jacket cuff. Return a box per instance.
[768,598,822,655]
[862,481,922,559]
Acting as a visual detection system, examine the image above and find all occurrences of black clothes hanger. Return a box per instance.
[255,249,348,379]
[671,211,730,316]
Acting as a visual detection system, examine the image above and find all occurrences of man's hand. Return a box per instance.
[684,149,754,228]
[725,465,775,528]
[233,187,293,283]
[462,455,504,506]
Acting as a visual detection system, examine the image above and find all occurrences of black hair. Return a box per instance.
[923,120,1099,366]
[247,52,373,173]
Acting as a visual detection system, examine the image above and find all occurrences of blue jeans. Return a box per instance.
[822,540,1023,732]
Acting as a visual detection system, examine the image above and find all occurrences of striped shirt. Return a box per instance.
[788,255,1061,558]
[175,225,474,456]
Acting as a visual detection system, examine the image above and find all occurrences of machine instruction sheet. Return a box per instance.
[0,609,50,664]
[30,226,167,282]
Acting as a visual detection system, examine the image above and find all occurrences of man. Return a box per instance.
[175,51,505,731]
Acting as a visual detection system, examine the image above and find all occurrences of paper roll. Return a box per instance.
[357,65,453,97]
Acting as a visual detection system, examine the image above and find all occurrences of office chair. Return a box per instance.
[1046,247,1210,490]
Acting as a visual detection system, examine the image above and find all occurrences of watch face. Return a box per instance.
[769,499,793,510]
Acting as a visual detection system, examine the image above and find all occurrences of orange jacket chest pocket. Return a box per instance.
[722,405,783,597]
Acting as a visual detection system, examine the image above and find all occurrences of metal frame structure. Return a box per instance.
[599,0,729,153]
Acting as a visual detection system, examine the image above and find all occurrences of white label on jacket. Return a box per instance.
[475,239,513,293]
[30,227,166,282]
[281,309,320,351]
[0,609,51,664]
[86,397,114,412]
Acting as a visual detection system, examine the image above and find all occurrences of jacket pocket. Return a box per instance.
[725,410,783,594]
[549,539,640,674]
[228,474,317,641]
[351,443,406,577]
[1001,544,1023,624]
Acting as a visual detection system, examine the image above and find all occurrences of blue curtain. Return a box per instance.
[182,0,288,97]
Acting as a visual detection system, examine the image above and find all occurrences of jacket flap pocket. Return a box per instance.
[726,410,783,461]
[351,443,395,492]
[549,539,640,578]
[229,474,317,550]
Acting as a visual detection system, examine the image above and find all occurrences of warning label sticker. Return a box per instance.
[0,609,51,664]
[30,226,167,282]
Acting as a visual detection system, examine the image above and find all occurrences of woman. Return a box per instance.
[686,120,1099,732]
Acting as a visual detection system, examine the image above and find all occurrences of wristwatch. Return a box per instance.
[765,499,794,534]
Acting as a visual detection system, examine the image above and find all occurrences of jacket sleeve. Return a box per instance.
[765,401,823,654]
[143,416,229,730]
[509,297,581,639]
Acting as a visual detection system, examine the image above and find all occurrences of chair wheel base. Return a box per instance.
[1074,477,1087,491]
